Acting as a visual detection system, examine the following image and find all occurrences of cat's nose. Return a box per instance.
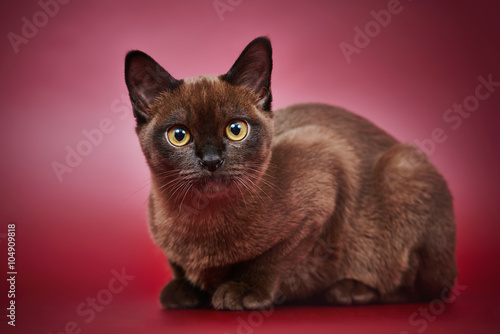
[200,157,224,172]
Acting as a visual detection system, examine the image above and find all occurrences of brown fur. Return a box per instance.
[124,37,457,310]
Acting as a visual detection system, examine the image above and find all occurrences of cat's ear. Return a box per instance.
[124,51,182,123]
[221,37,273,111]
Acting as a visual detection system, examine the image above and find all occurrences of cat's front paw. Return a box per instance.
[212,281,273,310]
[160,279,209,309]
[325,279,380,305]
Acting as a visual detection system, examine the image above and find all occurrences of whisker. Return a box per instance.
[130,178,152,195]
[142,194,150,207]
[249,179,273,203]
[179,183,193,212]
[153,169,183,178]
[243,165,283,184]
[243,169,283,195]
[158,177,186,192]
[237,175,270,205]
[233,177,248,211]
[166,179,186,200]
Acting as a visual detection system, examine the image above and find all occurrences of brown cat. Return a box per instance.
[124,37,457,310]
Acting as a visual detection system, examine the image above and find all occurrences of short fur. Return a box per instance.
[124,37,457,310]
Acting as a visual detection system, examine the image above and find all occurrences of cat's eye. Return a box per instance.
[166,126,191,147]
[225,120,248,141]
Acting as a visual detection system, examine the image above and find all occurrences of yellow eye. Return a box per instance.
[166,126,191,147]
[225,120,248,141]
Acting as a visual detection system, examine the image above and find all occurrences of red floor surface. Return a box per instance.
[1,0,500,333]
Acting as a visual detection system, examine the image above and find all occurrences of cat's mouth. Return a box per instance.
[194,175,233,198]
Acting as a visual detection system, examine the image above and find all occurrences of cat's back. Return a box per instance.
[273,103,397,161]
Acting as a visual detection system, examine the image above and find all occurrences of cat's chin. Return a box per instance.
[194,176,233,199]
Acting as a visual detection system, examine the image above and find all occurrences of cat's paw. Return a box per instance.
[160,279,209,309]
[212,281,273,310]
[325,279,380,305]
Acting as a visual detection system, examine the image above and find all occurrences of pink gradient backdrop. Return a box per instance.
[1,0,499,333]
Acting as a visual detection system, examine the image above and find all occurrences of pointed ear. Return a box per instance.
[124,50,182,123]
[221,37,273,111]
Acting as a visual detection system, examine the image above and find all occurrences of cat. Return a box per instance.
[124,37,457,310]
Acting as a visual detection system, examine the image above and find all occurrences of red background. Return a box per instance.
[1,0,499,333]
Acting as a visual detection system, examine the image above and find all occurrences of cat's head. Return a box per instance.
[124,37,274,202]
